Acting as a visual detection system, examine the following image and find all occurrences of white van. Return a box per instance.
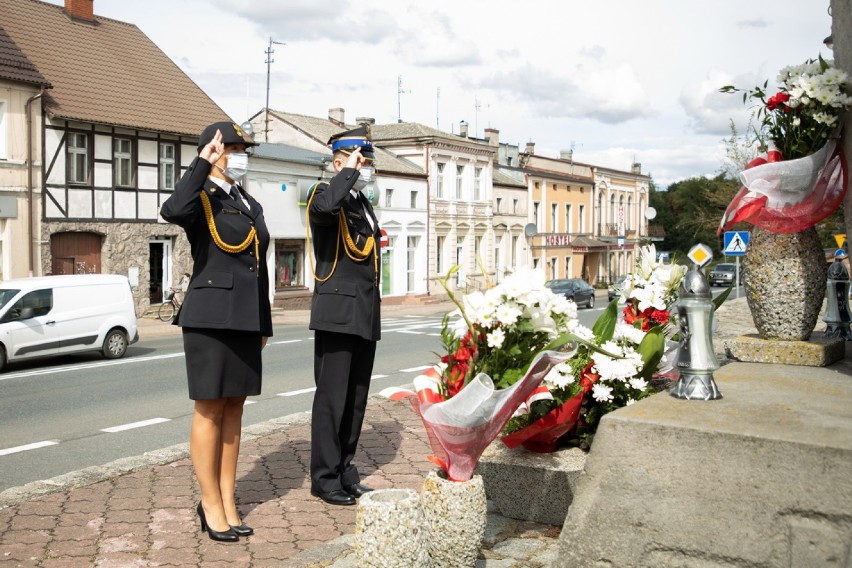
[0,274,139,371]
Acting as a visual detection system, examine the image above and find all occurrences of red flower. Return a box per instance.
[766,92,790,111]
[650,308,670,325]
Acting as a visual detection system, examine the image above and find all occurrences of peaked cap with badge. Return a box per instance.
[328,125,375,160]
[197,121,258,151]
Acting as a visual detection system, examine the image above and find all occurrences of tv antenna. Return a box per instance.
[265,37,286,142]
[474,95,489,138]
[397,75,411,123]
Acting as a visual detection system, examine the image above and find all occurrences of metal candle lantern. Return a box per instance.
[670,266,722,400]
[823,249,852,340]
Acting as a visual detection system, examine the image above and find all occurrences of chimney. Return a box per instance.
[65,0,94,20]
[560,149,573,162]
[631,162,642,175]
[485,128,499,146]
[355,117,375,125]
[328,108,345,127]
[459,120,469,138]
[525,141,535,154]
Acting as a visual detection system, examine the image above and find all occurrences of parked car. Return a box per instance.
[545,278,596,309]
[0,274,138,371]
[708,263,742,287]
[608,275,628,302]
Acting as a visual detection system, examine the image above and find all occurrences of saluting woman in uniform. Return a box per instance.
[161,122,272,542]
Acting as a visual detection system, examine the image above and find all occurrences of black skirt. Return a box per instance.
[183,328,263,400]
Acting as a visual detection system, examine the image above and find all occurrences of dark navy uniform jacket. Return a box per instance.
[308,167,381,342]
[160,157,273,336]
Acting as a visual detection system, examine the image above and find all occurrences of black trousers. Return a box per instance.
[310,330,376,492]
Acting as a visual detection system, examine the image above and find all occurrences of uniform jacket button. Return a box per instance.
[207,279,213,284]
[249,266,255,271]
[249,251,255,256]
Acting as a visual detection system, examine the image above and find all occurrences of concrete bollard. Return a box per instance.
[355,488,430,567]
[421,470,487,568]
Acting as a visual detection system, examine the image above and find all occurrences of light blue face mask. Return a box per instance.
[223,153,249,180]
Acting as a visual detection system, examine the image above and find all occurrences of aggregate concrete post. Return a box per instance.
[355,488,430,567]
[832,0,852,246]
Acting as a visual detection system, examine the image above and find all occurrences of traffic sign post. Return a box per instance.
[723,231,749,299]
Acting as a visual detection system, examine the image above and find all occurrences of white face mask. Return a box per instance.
[223,153,249,180]
[352,166,374,191]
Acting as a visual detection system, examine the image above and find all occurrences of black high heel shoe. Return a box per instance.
[196,503,239,542]
[229,523,254,537]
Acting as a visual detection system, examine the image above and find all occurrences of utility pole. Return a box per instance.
[265,37,285,142]
[436,87,440,129]
[397,75,410,123]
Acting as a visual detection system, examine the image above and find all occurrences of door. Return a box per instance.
[0,289,58,361]
[51,232,102,275]
[149,239,173,303]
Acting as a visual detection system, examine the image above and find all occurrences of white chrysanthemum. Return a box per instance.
[614,322,646,346]
[569,321,595,342]
[625,398,636,406]
[495,301,523,326]
[543,361,576,389]
[486,327,506,349]
[593,340,644,383]
[629,377,649,392]
[592,383,614,402]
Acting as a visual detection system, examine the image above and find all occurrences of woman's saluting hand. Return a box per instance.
[200,129,225,165]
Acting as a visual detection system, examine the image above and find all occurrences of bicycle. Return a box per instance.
[157,287,182,322]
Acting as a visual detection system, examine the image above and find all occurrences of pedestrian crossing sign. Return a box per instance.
[723,231,749,256]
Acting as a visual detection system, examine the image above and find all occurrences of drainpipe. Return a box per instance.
[25,88,45,277]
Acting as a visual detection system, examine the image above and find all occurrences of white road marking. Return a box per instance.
[244,400,258,405]
[277,387,317,397]
[270,339,301,345]
[101,417,171,433]
[0,440,59,456]
[400,365,433,373]
[370,374,388,380]
[427,333,441,337]
[0,352,185,381]
[398,330,425,335]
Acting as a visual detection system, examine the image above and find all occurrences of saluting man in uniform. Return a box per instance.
[161,122,272,542]
[307,126,381,506]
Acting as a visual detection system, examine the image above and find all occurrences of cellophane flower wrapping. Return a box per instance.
[718,56,849,234]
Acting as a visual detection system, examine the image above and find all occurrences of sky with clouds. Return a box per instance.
[51,0,832,188]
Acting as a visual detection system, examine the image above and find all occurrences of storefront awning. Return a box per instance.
[570,236,609,252]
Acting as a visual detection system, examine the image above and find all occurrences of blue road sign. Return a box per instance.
[723,231,750,256]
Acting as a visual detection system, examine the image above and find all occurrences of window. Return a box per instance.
[534,202,541,228]
[113,137,133,187]
[410,190,418,209]
[565,204,572,234]
[551,203,558,233]
[407,236,418,291]
[475,236,482,263]
[275,239,304,289]
[456,236,464,287]
[455,165,464,200]
[495,197,502,213]
[436,236,445,274]
[565,256,572,278]
[159,143,175,190]
[0,101,6,159]
[627,196,633,230]
[513,199,518,214]
[1,289,53,323]
[67,132,89,184]
[609,194,616,223]
[549,257,557,280]
[578,204,585,233]
[436,162,445,198]
[385,188,394,208]
[474,167,482,200]
[511,236,518,267]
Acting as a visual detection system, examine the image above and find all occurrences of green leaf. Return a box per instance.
[636,327,665,378]
[592,299,619,341]
[712,286,732,311]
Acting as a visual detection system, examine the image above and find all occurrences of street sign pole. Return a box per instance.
[735,256,740,299]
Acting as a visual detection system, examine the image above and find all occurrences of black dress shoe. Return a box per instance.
[343,483,374,498]
[229,523,254,537]
[196,503,239,542]
[310,487,356,506]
